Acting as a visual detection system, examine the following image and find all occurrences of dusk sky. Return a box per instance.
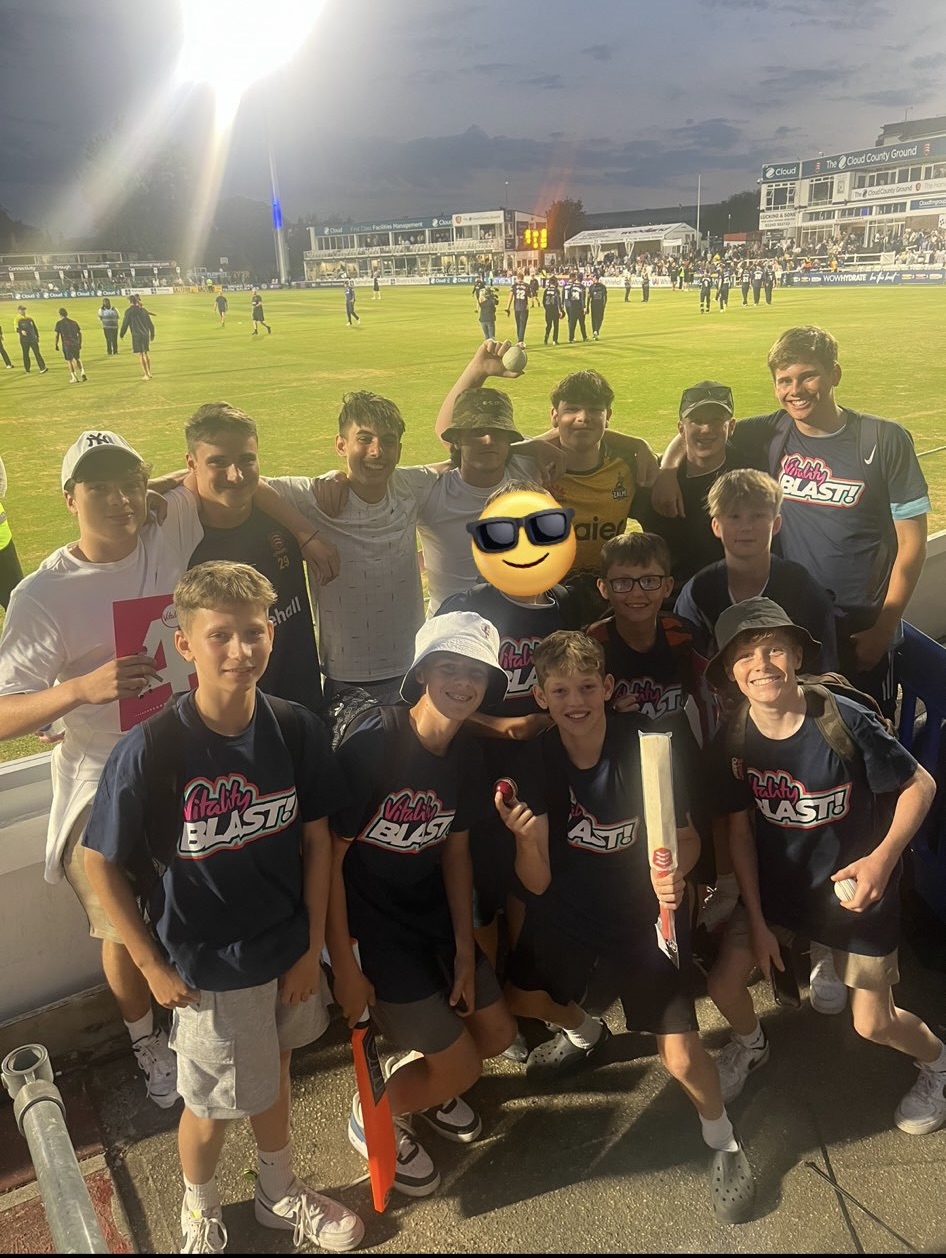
[2,0,944,236]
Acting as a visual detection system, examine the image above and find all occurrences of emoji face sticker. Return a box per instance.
[466,488,576,598]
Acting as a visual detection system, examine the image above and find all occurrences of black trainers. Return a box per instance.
[709,1145,755,1224]
[526,1021,612,1082]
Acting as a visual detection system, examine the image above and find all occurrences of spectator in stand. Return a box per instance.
[15,305,47,374]
[98,299,119,355]
[54,307,86,384]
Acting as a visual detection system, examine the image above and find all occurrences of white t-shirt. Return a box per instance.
[268,470,434,683]
[0,492,203,882]
[418,455,536,614]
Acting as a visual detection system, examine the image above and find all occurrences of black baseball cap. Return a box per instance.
[679,381,734,421]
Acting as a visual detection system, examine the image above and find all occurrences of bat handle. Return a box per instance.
[659,903,674,940]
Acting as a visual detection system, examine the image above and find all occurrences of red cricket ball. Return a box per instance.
[495,778,517,803]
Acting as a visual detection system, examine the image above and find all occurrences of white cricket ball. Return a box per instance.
[834,877,857,902]
[502,345,528,372]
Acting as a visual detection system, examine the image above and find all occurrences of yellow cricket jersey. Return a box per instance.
[548,455,639,574]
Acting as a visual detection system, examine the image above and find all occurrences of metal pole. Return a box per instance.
[696,173,702,241]
[269,143,290,285]
[2,1045,109,1254]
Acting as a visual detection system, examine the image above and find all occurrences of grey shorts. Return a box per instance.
[721,903,900,992]
[64,808,123,944]
[370,954,503,1056]
[169,974,331,1120]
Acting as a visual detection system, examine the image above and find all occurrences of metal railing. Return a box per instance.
[1,1044,109,1254]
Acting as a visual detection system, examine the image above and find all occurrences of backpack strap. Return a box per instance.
[802,683,858,768]
[265,694,307,786]
[724,700,750,781]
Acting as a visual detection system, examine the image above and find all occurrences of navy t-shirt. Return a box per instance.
[332,710,488,1000]
[586,614,702,722]
[728,411,929,627]
[632,449,741,587]
[437,583,579,717]
[674,555,840,672]
[189,507,323,713]
[85,693,347,990]
[517,711,690,948]
[711,695,918,954]
[511,282,529,309]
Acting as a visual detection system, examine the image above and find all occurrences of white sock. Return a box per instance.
[924,1039,946,1073]
[700,1110,739,1153]
[734,1022,765,1052]
[564,1009,604,1050]
[183,1176,221,1214]
[125,1010,154,1045]
[256,1142,294,1202]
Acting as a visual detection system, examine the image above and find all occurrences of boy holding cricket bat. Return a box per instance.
[326,612,539,1200]
[704,599,946,1134]
[83,562,364,1255]
[495,630,756,1224]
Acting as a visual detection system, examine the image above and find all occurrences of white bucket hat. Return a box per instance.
[400,611,508,705]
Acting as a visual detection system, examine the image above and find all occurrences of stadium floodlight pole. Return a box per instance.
[269,142,290,285]
[176,0,324,282]
[696,172,702,241]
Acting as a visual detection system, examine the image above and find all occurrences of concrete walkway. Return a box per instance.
[3,930,944,1255]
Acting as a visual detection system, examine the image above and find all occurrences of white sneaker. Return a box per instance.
[180,1202,227,1253]
[69,374,77,383]
[348,1094,439,1197]
[716,1031,769,1103]
[894,1063,946,1135]
[133,1028,180,1108]
[255,1176,364,1251]
[809,943,848,1015]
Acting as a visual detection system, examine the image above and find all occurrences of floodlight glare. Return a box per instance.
[177,0,323,124]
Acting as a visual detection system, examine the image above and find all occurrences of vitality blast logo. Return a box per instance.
[748,769,851,827]
[362,790,454,852]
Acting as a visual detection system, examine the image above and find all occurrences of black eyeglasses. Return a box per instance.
[466,507,575,554]
[680,385,733,412]
[605,575,667,593]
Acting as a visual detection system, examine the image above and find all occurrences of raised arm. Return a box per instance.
[251,479,341,585]
[435,340,523,444]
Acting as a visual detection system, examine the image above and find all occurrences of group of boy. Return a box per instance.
[0,321,940,1251]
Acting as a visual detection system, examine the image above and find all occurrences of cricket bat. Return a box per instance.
[351,1009,397,1212]
[639,730,680,969]
[321,945,396,1212]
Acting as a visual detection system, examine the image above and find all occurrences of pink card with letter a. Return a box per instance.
[113,594,197,731]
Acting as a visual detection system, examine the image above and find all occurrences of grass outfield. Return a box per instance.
[1,284,944,573]
[0,283,942,759]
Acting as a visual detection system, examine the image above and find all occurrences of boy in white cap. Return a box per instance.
[704,598,945,1135]
[0,430,204,1107]
[326,612,548,1198]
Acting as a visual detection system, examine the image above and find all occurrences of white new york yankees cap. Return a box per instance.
[61,430,145,489]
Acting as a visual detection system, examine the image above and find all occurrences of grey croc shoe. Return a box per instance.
[525,1021,612,1081]
[710,1145,755,1224]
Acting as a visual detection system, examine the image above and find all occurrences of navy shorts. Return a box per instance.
[507,897,698,1036]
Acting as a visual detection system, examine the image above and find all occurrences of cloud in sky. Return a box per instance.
[0,0,944,233]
